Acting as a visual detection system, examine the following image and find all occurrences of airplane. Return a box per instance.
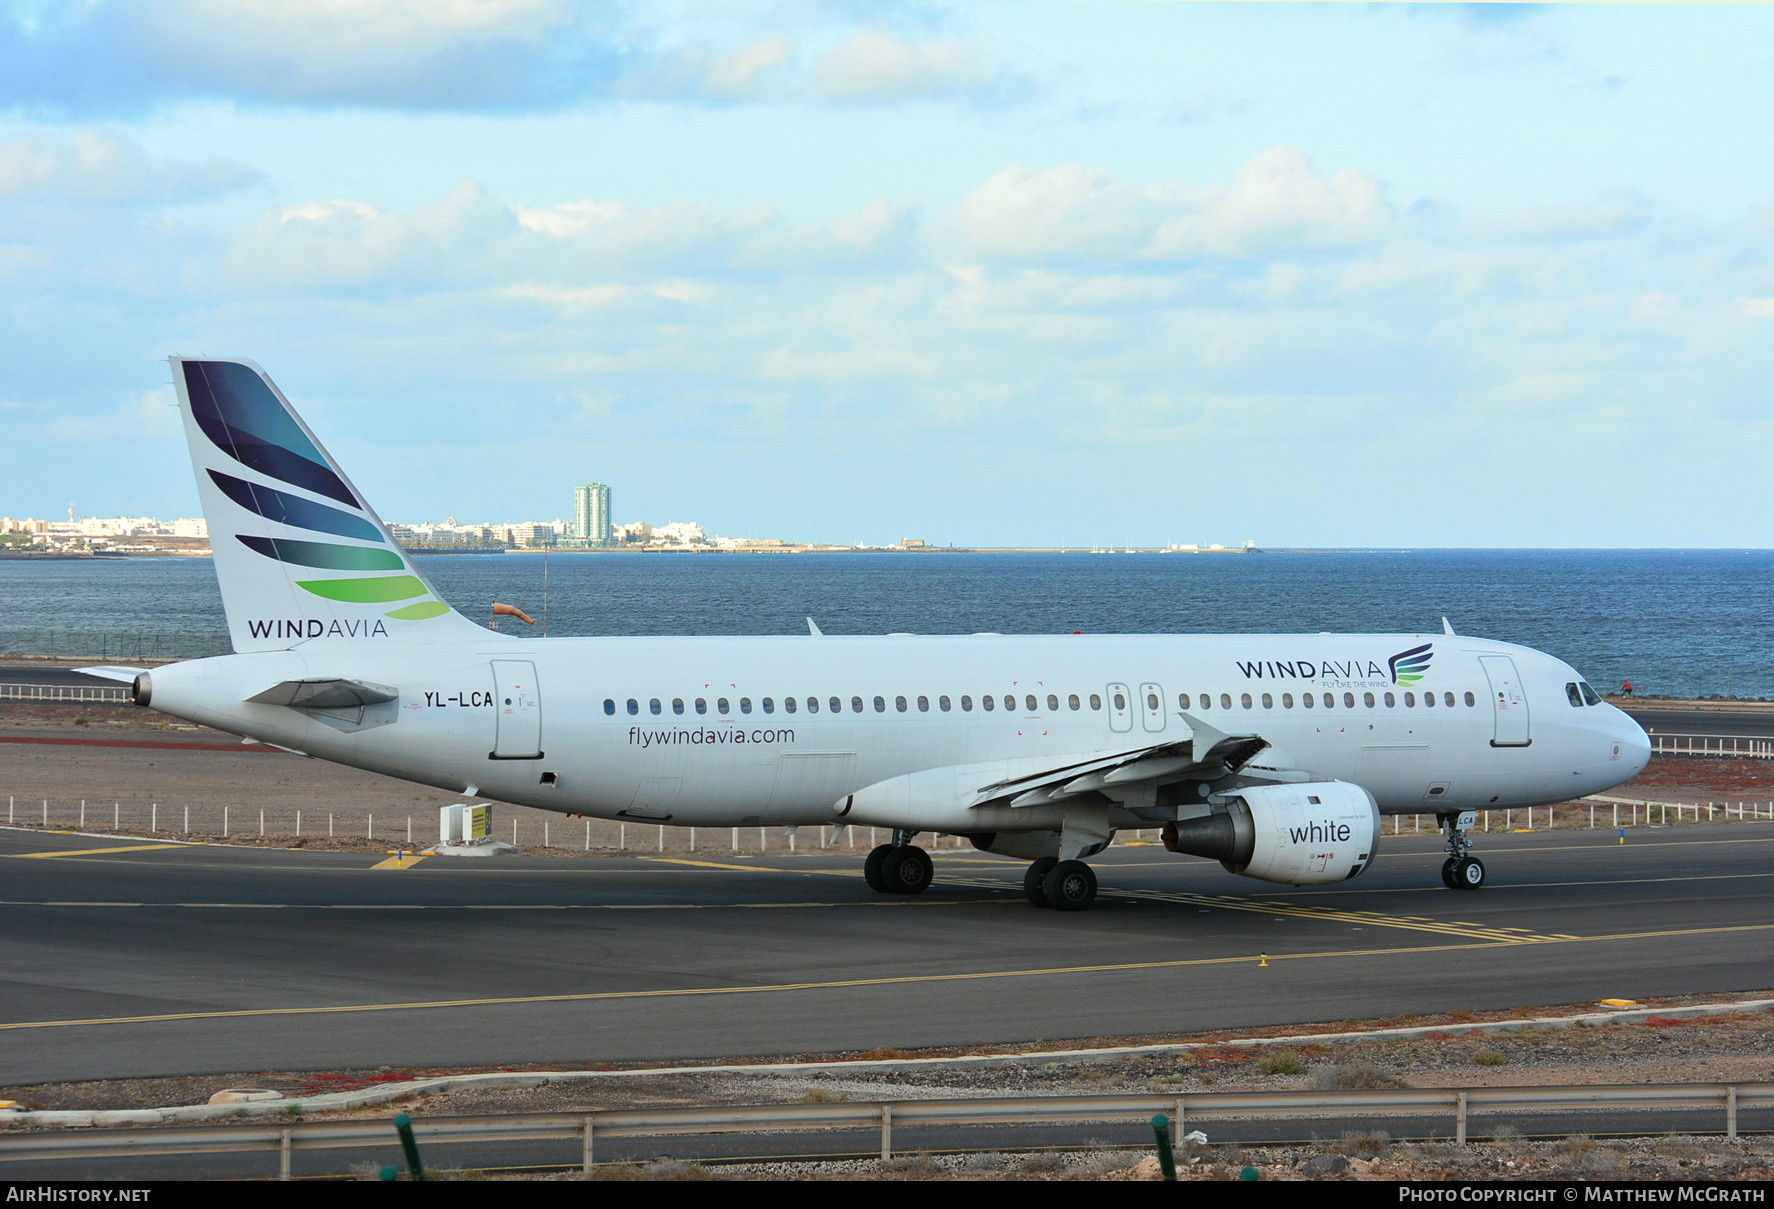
[83,357,1653,911]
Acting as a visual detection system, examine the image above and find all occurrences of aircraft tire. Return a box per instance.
[1441,857,1459,889]
[1044,860,1097,912]
[882,845,933,895]
[1452,856,1486,890]
[1024,857,1059,907]
[863,844,894,893]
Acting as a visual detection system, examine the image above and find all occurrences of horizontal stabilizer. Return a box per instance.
[75,665,149,684]
[249,678,399,710]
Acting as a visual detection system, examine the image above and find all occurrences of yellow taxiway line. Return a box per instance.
[5,920,1774,1034]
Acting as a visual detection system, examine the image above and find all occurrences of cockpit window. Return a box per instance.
[1566,682,1584,708]
[1579,681,1603,706]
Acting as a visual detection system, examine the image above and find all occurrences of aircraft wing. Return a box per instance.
[969,712,1271,811]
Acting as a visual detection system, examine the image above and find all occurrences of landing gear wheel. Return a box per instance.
[1451,856,1486,890]
[1044,860,1098,912]
[863,844,894,893]
[1441,857,1459,889]
[881,845,934,895]
[1024,857,1059,907]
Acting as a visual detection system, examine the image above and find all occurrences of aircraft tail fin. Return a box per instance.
[171,357,493,653]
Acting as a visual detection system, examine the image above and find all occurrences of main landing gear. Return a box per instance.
[1438,811,1486,890]
[863,830,933,895]
[1023,858,1097,911]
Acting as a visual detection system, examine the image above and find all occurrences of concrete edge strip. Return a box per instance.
[10,997,1772,1129]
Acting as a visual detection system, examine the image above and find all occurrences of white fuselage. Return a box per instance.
[142,630,1650,832]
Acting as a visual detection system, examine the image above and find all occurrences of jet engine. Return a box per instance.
[1163,781,1378,885]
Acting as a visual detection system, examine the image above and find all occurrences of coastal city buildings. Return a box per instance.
[573,482,611,548]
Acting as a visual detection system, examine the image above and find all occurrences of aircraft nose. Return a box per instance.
[1617,715,1652,777]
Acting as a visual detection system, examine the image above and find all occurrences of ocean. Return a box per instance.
[1,549,1767,700]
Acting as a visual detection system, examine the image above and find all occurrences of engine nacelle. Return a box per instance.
[1164,781,1378,885]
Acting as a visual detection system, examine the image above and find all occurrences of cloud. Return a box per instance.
[0,0,620,115]
[0,128,255,205]
[952,148,1393,265]
[0,3,1020,115]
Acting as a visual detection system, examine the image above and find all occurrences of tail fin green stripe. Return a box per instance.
[238,535,406,571]
[297,575,428,604]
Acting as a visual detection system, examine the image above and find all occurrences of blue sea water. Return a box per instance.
[2,550,1768,700]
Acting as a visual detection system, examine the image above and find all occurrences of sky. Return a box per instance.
[2,1,1771,548]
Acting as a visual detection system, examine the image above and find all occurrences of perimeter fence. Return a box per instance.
[0,629,230,661]
[2,1082,1770,1180]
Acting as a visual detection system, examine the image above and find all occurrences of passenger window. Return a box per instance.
[761,698,774,714]
[830,697,842,713]
[1047,694,1059,711]
[627,698,639,715]
[1026,695,1037,712]
[806,697,819,713]
[1240,693,1252,709]
[1384,692,1395,708]
[695,698,708,715]
[1003,695,1016,712]
[1261,693,1273,709]
[1302,693,1314,708]
[1424,693,1435,708]
[962,695,974,711]
[1363,692,1375,708]
[983,695,996,712]
[1444,692,1456,707]
[851,696,864,713]
[1466,690,1479,707]
[1113,692,1127,711]
[895,695,908,712]
[1198,694,1210,710]
[1403,692,1414,707]
[1068,694,1080,710]
[1343,692,1355,709]
[672,698,685,715]
[649,698,662,715]
[1282,693,1294,708]
[717,697,730,714]
[740,698,753,714]
[783,697,797,714]
[873,696,886,713]
[1220,693,1232,709]
[918,696,930,712]
[1145,692,1158,711]
[603,699,615,716]
[940,695,952,711]
[1089,693,1102,710]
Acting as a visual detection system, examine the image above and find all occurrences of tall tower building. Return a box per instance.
[574,481,611,547]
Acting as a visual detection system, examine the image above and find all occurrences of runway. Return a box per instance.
[4,823,1773,1086]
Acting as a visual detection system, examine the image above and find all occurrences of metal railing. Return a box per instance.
[1650,734,1774,759]
[0,683,131,703]
[3,1082,1770,1179]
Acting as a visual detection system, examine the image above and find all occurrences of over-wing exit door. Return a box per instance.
[490,659,543,759]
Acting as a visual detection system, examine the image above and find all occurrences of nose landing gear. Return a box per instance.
[1438,811,1486,890]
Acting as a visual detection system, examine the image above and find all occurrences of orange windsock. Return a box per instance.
[492,602,536,625]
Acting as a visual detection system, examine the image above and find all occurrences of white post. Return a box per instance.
[151,802,157,831]
[690,827,696,852]
[329,812,334,837]
[261,809,266,836]
[658,824,664,851]
[368,813,373,839]
[224,805,229,834]
[731,827,738,851]
[42,799,48,825]
[183,805,188,834]
[408,817,413,843]
[114,802,118,829]
[619,823,625,849]
[80,800,86,828]
[512,818,518,846]
[296,810,301,837]
[585,820,590,850]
